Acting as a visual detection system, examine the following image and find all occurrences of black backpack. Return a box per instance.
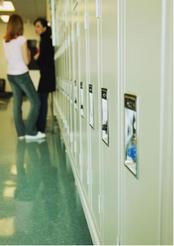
[0,79,5,92]
[0,79,12,99]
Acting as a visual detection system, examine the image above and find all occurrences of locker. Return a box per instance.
[88,0,102,236]
[71,16,78,163]
[119,0,173,244]
[78,0,91,200]
[100,0,119,244]
[52,0,173,245]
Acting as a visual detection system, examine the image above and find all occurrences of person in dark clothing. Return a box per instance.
[34,18,56,133]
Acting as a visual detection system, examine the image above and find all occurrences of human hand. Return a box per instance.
[34,50,40,60]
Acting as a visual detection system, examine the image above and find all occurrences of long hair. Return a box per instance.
[4,14,24,42]
[34,17,52,37]
[34,17,48,28]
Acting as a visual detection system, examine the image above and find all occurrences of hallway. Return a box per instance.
[0,98,92,245]
[0,0,172,244]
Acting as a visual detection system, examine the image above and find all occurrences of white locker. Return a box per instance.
[119,0,173,244]
[99,0,119,244]
[52,0,173,245]
[88,0,102,237]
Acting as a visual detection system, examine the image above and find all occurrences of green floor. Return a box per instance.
[0,98,92,245]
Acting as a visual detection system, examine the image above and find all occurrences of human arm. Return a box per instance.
[22,41,31,65]
[33,49,40,60]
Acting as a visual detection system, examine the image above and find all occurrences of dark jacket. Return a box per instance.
[37,27,56,93]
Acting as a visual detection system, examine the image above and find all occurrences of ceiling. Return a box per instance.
[1,0,46,22]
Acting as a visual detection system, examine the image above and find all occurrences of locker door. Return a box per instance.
[75,2,81,174]
[100,0,119,244]
[88,0,101,236]
[71,12,79,166]
[119,0,173,244]
[64,30,69,141]
[79,0,89,198]
[68,23,74,154]
[67,24,72,147]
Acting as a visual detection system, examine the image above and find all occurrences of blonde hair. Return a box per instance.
[4,14,23,42]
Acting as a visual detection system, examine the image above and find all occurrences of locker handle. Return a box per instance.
[102,123,108,132]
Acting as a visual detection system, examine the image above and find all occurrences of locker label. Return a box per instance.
[101,88,109,146]
[80,82,84,117]
[89,84,94,128]
[74,80,78,109]
[124,94,138,177]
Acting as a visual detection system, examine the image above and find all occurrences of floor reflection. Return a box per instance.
[15,140,58,237]
[0,136,92,245]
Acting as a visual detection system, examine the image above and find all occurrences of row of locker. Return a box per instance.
[55,79,136,175]
[50,0,172,245]
[55,80,110,145]
[53,77,115,244]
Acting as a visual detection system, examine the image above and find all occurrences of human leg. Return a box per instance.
[37,92,49,133]
[19,73,40,135]
[8,75,25,137]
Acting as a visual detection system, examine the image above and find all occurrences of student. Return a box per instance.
[3,14,45,140]
[34,17,56,133]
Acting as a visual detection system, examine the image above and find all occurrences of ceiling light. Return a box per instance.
[0,1,15,11]
[0,15,9,22]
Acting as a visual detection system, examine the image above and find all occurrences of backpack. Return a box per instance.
[0,79,5,92]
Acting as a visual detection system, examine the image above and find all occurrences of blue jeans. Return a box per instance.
[8,72,40,136]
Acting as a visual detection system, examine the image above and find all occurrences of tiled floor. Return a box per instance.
[0,98,92,245]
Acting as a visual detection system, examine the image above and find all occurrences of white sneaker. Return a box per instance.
[26,138,46,144]
[38,131,46,138]
[18,136,25,140]
[25,132,46,141]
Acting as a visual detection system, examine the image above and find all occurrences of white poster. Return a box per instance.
[89,84,94,128]
[124,94,137,177]
[101,88,109,145]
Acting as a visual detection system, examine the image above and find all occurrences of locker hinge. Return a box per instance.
[98,194,101,214]
[87,169,89,185]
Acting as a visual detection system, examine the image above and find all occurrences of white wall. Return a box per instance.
[0,23,7,81]
[0,21,40,91]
